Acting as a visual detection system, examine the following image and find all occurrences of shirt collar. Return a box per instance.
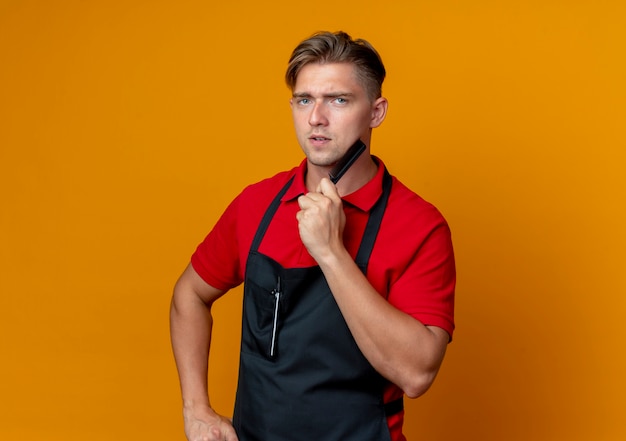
[282,156,386,212]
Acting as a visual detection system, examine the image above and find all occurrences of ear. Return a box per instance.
[370,96,388,128]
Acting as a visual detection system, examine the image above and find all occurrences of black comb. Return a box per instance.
[329,139,366,184]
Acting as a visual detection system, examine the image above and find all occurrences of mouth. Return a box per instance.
[308,135,331,146]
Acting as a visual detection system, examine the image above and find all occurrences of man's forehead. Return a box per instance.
[293,62,364,95]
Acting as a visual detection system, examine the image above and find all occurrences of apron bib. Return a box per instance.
[233,170,398,441]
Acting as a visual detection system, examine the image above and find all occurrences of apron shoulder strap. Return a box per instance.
[354,168,392,273]
[250,175,295,253]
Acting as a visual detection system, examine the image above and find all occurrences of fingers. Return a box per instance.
[225,431,239,441]
[295,176,346,260]
[222,426,239,441]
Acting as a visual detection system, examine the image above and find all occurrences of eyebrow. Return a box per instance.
[292,92,355,99]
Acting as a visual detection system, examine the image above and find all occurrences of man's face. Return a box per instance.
[290,62,385,168]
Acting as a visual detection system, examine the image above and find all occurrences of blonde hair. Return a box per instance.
[285,31,386,101]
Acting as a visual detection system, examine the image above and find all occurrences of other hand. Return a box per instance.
[183,405,238,441]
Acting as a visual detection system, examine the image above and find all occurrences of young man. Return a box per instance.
[170,31,455,441]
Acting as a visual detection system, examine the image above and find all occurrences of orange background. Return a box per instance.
[1,1,624,440]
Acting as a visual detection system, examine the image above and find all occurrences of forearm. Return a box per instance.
[170,265,238,440]
[297,179,449,397]
[170,281,214,408]
[318,248,447,398]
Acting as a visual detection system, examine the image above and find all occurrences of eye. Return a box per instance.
[334,97,347,104]
[297,98,311,105]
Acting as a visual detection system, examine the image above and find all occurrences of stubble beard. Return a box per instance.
[302,142,345,168]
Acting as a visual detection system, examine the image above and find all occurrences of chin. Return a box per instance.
[307,154,340,168]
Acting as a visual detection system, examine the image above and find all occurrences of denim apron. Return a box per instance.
[233,169,401,441]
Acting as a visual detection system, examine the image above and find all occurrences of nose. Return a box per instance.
[308,101,328,126]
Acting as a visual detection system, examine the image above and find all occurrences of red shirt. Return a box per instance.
[192,157,456,440]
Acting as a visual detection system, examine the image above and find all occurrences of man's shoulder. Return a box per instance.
[388,175,449,226]
[241,167,298,197]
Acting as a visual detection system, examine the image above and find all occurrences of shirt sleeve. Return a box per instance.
[387,218,456,340]
[380,194,456,339]
[191,194,245,291]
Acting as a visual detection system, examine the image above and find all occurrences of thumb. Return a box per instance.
[318,177,339,198]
